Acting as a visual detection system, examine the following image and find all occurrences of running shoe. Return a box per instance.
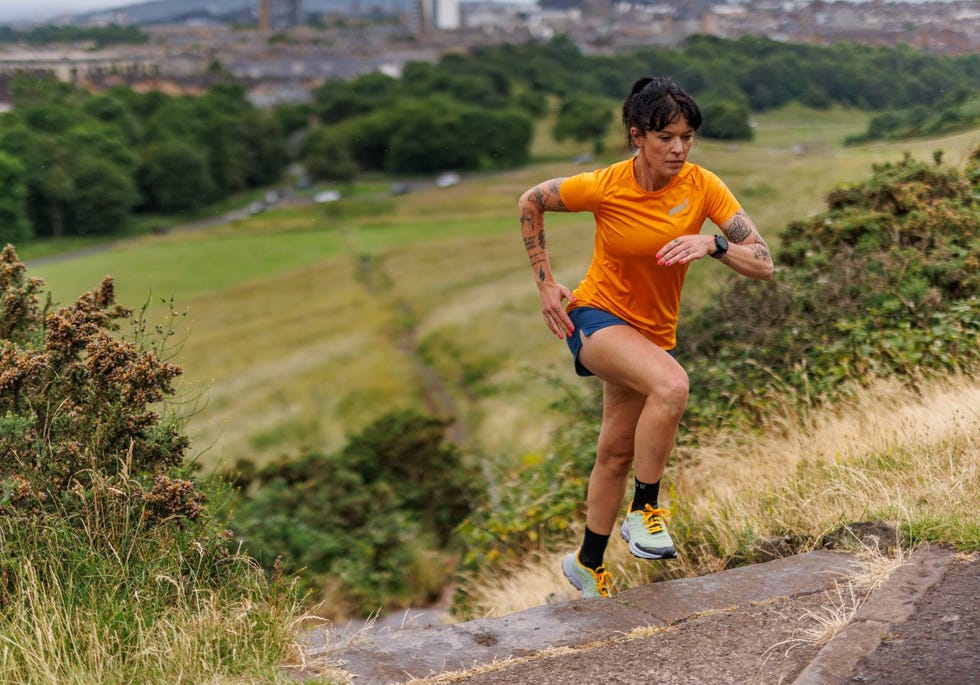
[562,551,615,598]
[620,504,677,559]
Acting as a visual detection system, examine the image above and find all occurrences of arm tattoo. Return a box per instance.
[724,210,772,263]
[726,211,752,243]
[529,179,567,211]
[520,178,567,279]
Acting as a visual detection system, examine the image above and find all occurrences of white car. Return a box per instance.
[435,172,460,188]
[314,190,342,203]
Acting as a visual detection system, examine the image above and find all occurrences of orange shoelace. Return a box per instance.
[640,504,672,533]
[591,565,614,597]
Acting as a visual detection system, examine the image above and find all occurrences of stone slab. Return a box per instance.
[791,544,957,685]
[325,596,659,684]
[616,549,864,623]
[321,550,864,684]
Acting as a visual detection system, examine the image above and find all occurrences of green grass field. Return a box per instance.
[22,108,980,470]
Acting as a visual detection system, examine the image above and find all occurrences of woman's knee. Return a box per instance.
[649,367,689,414]
[594,443,634,478]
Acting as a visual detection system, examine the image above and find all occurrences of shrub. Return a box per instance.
[699,97,754,141]
[1,246,189,498]
[680,148,980,432]
[228,410,484,617]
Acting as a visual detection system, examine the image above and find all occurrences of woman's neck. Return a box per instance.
[633,157,671,191]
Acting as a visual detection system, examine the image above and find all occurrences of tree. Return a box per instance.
[83,92,143,145]
[238,111,288,187]
[138,138,216,212]
[460,108,533,169]
[301,126,358,183]
[552,96,614,154]
[0,152,31,245]
[11,132,76,239]
[699,98,753,141]
[386,101,476,174]
[67,155,139,235]
[337,112,393,172]
[64,122,140,175]
[313,72,400,125]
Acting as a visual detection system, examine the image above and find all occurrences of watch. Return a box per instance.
[710,234,728,259]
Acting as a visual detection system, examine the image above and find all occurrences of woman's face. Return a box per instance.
[632,116,695,183]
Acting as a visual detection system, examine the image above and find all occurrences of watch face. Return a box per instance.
[713,235,728,257]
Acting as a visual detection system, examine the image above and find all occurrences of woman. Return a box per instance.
[518,76,773,598]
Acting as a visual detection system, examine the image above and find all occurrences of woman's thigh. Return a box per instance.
[577,324,687,398]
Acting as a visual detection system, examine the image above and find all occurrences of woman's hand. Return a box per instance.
[656,234,716,266]
[657,212,773,281]
[538,279,576,339]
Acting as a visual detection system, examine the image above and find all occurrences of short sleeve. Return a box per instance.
[703,170,741,226]
[560,171,602,213]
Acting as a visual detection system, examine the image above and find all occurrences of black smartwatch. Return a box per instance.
[710,234,728,259]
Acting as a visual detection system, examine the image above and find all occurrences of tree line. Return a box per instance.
[0,76,287,244]
[0,24,148,47]
[1,34,977,245]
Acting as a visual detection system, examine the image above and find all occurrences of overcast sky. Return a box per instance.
[0,1,130,23]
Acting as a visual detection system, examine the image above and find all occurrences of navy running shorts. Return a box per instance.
[564,306,675,377]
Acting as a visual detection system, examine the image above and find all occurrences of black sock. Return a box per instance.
[578,526,610,570]
[630,478,661,511]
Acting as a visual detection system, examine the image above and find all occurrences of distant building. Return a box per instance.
[434,0,460,30]
[259,0,304,30]
[415,0,460,32]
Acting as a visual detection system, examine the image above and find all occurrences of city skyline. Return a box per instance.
[0,0,960,24]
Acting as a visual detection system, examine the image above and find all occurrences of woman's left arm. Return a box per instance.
[656,209,774,281]
[716,209,774,281]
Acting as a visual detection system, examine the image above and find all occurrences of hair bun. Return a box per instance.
[630,77,655,97]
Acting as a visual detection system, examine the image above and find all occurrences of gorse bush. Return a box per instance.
[0,244,303,684]
[1,243,193,515]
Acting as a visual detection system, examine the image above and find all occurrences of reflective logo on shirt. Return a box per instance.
[668,197,690,216]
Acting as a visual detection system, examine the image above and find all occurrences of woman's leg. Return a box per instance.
[583,380,644,535]
[578,325,689,535]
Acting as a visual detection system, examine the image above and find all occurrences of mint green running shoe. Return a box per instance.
[620,504,677,559]
[562,552,615,598]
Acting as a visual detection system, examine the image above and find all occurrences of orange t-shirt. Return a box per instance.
[560,158,740,349]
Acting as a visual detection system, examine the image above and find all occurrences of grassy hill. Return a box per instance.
[6,104,978,684]
[23,106,980,473]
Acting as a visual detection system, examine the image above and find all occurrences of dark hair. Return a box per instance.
[621,76,702,149]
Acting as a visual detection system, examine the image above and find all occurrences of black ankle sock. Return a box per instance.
[578,527,610,570]
[630,478,661,511]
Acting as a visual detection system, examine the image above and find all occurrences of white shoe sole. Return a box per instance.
[621,521,677,559]
[561,553,585,591]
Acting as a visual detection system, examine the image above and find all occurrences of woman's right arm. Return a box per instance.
[518,178,576,339]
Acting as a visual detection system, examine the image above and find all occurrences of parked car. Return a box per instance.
[435,172,461,188]
[314,190,342,203]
